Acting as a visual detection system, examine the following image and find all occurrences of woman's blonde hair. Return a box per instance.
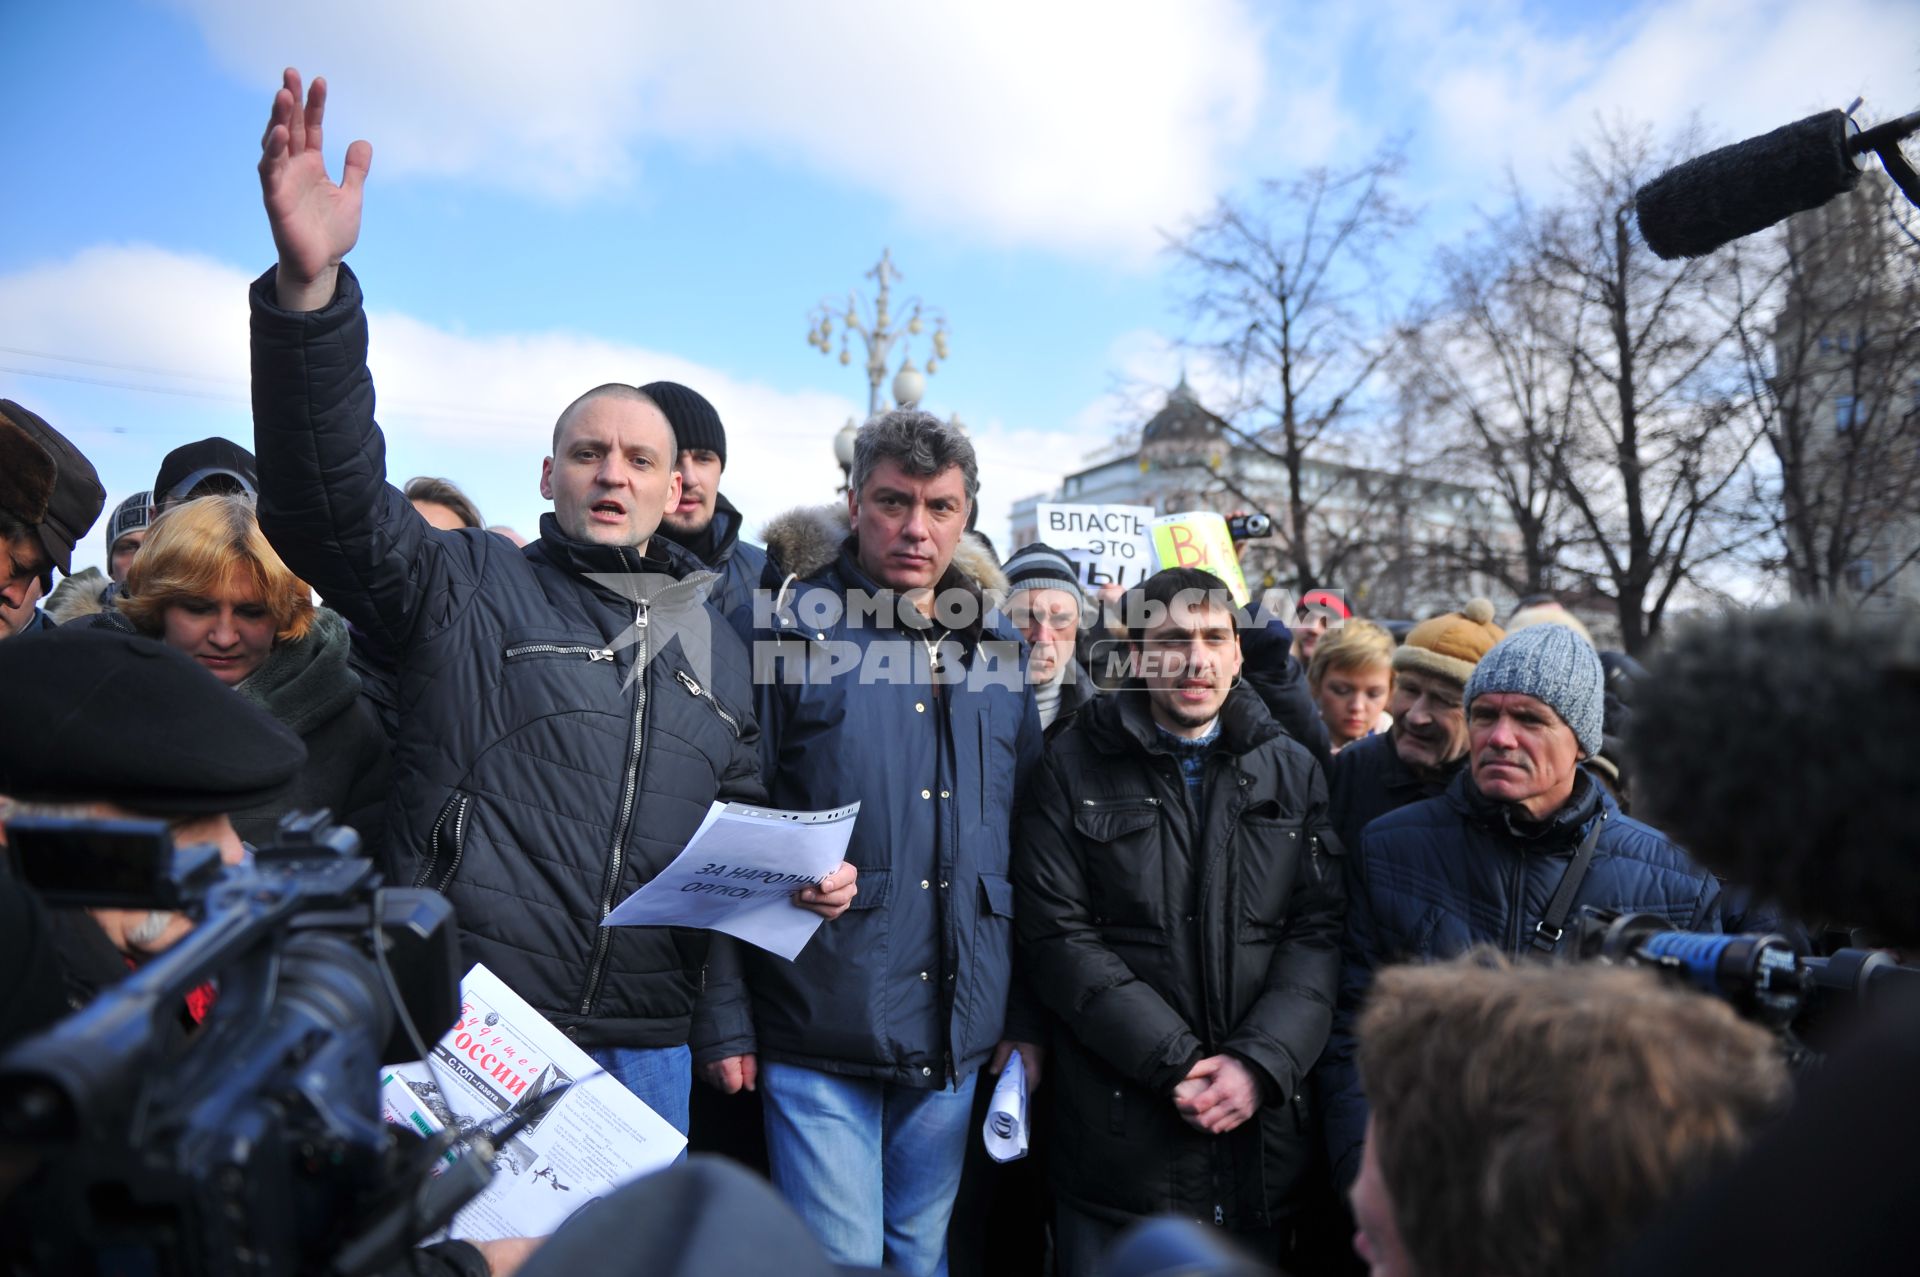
[120,495,314,643]
[1308,617,1395,693]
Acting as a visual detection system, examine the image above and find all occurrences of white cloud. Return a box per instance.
[0,245,857,563]
[0,244,1112,563]
[173,0,1267,257]
[1402,0,1920,197]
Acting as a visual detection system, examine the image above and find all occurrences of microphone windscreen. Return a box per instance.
[1635,110,1859,260]
[1630,607,1920,944]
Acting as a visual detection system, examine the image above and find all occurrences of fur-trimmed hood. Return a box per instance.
[758,503,1008,595]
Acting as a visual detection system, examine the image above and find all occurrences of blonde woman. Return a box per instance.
[120,495,390,854]
[1308,619,1396,753]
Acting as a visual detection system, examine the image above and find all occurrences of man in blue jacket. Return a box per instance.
[695,410,1044,1276]
[1319,622,1724,1188]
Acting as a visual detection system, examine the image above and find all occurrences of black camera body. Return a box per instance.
[0,811,462,1276]
[1225,513,1272,540]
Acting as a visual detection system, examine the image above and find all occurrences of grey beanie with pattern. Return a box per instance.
[1465,623,1606,757]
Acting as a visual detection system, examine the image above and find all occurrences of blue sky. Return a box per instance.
[3,0,1915,572]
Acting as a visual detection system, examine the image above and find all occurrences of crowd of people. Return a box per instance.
[0,66,1912,1277]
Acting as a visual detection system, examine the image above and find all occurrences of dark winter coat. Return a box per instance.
[658,492,769,624]
[250,264,765,1049]
[693,505,1043,1087]
[230,606,392,856]
[1238,615,1333,774]
[1320,769,1723,1185]
[1325,729,1462,861]
[1014,687,1345,1229]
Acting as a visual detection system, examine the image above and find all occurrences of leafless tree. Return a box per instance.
[1399,214,1594,600]
[1165,147,1413,595]
[1518,123,1773,654]
[1732,174,1920,604]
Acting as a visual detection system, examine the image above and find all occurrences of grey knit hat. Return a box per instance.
[1465,624,1606,757]
[1002,543,1085,604]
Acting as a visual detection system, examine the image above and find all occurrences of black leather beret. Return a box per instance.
[0,628,307,815]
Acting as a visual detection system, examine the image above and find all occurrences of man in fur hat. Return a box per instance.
[0,400,105,643]
[695,409,1044,1276]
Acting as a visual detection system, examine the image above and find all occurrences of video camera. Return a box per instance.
[1571,907,1920,1054]
[0,810,474,1276]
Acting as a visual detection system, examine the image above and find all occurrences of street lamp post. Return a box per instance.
[807,249,951,419]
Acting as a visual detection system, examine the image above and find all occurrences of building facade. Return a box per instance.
[1010,379,1518,619]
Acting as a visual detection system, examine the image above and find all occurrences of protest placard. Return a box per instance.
[601,801,858,960]
[1034,503,1156,591]
[1150,511,1251,605]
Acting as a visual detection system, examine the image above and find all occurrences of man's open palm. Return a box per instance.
[258,68,370,311]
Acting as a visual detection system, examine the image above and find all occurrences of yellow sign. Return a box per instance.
[1150,512,1250,606]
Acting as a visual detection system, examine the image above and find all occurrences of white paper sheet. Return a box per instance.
[383,963,688,1241]
[601,801,859,960]
[983,1049,1029,1162]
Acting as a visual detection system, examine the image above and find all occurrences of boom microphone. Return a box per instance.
[1628,607,1920,946]
[1636,111,1860,259]
[1636,107,1920,260]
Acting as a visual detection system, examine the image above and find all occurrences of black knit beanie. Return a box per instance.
[640,381,726,468]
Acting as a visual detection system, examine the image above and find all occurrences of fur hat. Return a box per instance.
[1392,597,1504,687]
[1467,624,1607,757]
[0,400,106,575]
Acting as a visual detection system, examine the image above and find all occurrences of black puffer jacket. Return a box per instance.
[250,265,765,1048]
[1013,687,1346,1229]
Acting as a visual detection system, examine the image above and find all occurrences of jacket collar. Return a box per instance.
[1085,683,1279,759]
[655,491,745,568]
[532,512,717,608]
[831,539,994,648]
[1449,766,1603,846]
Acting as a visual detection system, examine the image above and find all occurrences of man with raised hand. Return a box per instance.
[247,68,852,1135]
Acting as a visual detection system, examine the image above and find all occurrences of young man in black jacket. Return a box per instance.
[248,69,853,1134]
[1013,567,1346,1276]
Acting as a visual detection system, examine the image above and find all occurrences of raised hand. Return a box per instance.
[258,68,371,312]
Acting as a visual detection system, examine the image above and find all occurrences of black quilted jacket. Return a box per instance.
[250,265,765,1048]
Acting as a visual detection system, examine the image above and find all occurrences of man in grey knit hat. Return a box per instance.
[1319,622,1727,1190]
[1002,542,1092,730]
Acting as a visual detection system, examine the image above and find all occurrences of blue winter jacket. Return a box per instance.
[694,505,1044,1087]
[1319,769,1723,1185]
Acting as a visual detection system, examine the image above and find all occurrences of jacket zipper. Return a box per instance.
[674,669,741,738]
[416,791,472,891]
[504,642,614,662]
[1078,796,1161,809]
[580,597,650,1016]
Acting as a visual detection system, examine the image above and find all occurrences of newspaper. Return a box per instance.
[601,800,858,960]
[382,964,687,1241]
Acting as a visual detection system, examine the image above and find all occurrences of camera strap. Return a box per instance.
[1531,814,1606,954]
